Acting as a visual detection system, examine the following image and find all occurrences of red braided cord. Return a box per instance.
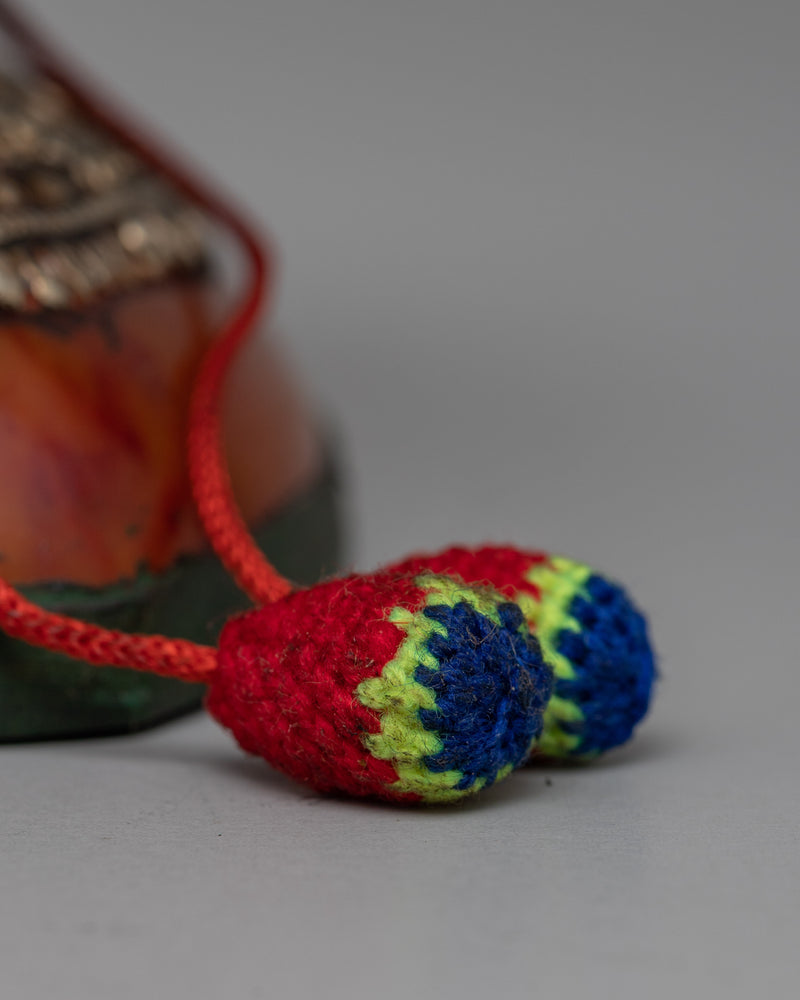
[186,250,294,605]
[0,580,217,682]
[0,1,291,678]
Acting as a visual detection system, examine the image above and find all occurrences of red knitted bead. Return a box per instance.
[207,570,552,803]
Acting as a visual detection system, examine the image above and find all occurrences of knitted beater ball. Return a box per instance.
[208,572,553,802]
[384,546,656,760]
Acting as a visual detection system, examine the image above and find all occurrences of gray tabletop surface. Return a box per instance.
[6,1,799,997]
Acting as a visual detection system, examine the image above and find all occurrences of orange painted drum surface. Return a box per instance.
[0,276,320,586]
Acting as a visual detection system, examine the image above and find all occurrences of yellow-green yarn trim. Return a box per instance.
[356,575,507,803]
[522,556,593,757]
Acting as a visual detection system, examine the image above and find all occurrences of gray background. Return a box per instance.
[4,1,799,997]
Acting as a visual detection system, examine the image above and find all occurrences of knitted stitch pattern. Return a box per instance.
[207,571,552,802]
[383,547,655,759]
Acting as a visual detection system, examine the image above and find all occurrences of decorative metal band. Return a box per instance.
[0,72,208,313]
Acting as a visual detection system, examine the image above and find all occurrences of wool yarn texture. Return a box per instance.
[383,546,656,759]
[207,570,553,803]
